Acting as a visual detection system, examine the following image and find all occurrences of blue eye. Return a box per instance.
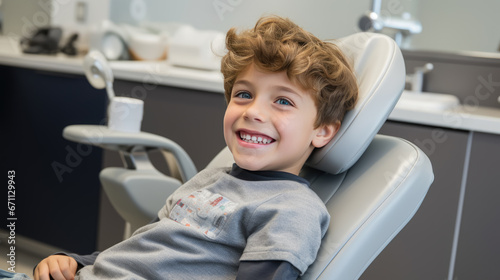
[276,98,291,106]
[235,91,252,99]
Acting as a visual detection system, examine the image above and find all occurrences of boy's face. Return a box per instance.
[223,63,337,175]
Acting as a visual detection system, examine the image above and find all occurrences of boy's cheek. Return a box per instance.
[222,121,236,148]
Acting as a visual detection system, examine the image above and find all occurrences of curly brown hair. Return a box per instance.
[221,16,358,128]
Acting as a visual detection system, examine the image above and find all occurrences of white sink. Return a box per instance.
[395,90,460,111]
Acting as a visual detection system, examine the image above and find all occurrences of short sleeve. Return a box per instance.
[240,190,330,274]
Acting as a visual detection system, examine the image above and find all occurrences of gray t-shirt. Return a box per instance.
[76,165,330,279]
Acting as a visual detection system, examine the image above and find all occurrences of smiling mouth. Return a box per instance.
[239,131,275,144]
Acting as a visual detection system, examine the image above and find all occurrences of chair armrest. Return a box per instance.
[63,125,197,181]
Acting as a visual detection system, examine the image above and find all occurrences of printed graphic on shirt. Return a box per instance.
[169,189,238,238]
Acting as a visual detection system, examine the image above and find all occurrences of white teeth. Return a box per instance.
[239,132,272,144]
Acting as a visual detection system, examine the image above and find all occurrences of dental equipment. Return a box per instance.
[83,50,144,133]
[406,63,434,92]
[69,51,193,236]
[84,50,115,101]
[358,0,422,47]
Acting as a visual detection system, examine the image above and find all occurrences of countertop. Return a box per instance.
[0,36,224,93]
[389,104,500,134]
[2,35,500,135]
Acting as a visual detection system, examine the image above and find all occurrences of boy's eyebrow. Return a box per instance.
[233,80,256,93]
[273,85,303,99]
[234,80,304,99]
[233,80,253,88]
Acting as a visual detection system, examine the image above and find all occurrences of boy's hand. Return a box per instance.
[34,255,78,280]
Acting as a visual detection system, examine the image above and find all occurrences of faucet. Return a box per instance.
[405,63,434,92]
[358,0,422,47]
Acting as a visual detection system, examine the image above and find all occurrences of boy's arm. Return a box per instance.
[236,261,300,280]
[34,216,160,279]
[241,190,330,276]
[64,251,100,267]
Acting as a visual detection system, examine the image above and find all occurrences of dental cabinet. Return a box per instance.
[1,45,500,279]
[0,64,106,254]
[362,50,500,280]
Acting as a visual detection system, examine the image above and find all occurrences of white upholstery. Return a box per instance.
[63,32,433,279]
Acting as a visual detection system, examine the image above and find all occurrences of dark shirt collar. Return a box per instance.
[229,164,310,187]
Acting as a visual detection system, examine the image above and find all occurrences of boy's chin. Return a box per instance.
[232,156,270,172]
[233,159,295,174]
[234,160,263,172]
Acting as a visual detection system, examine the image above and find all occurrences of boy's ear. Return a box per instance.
[312,121,340,148]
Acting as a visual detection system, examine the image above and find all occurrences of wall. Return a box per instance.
[412,0,500,53]
[108,0,500,53]
[3,0,497,53]
[109,0,370,40]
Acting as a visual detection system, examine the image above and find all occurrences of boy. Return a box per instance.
[33,15,358,279]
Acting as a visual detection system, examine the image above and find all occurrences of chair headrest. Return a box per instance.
[307,33,405,174]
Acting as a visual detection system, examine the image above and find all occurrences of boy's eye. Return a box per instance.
[275,98,292,106]
[235,91,252,99]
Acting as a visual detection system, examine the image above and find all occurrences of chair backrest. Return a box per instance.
[307,32,405,174]
[207,33,434,279]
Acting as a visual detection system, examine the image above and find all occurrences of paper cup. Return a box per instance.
[108,97,144,133]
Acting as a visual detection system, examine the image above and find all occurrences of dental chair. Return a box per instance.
[63,32,433,279]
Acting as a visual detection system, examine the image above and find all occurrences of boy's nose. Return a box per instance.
[243,100,267,122]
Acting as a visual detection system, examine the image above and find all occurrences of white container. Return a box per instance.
[107,97,144,133]
[168,25,225,70]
